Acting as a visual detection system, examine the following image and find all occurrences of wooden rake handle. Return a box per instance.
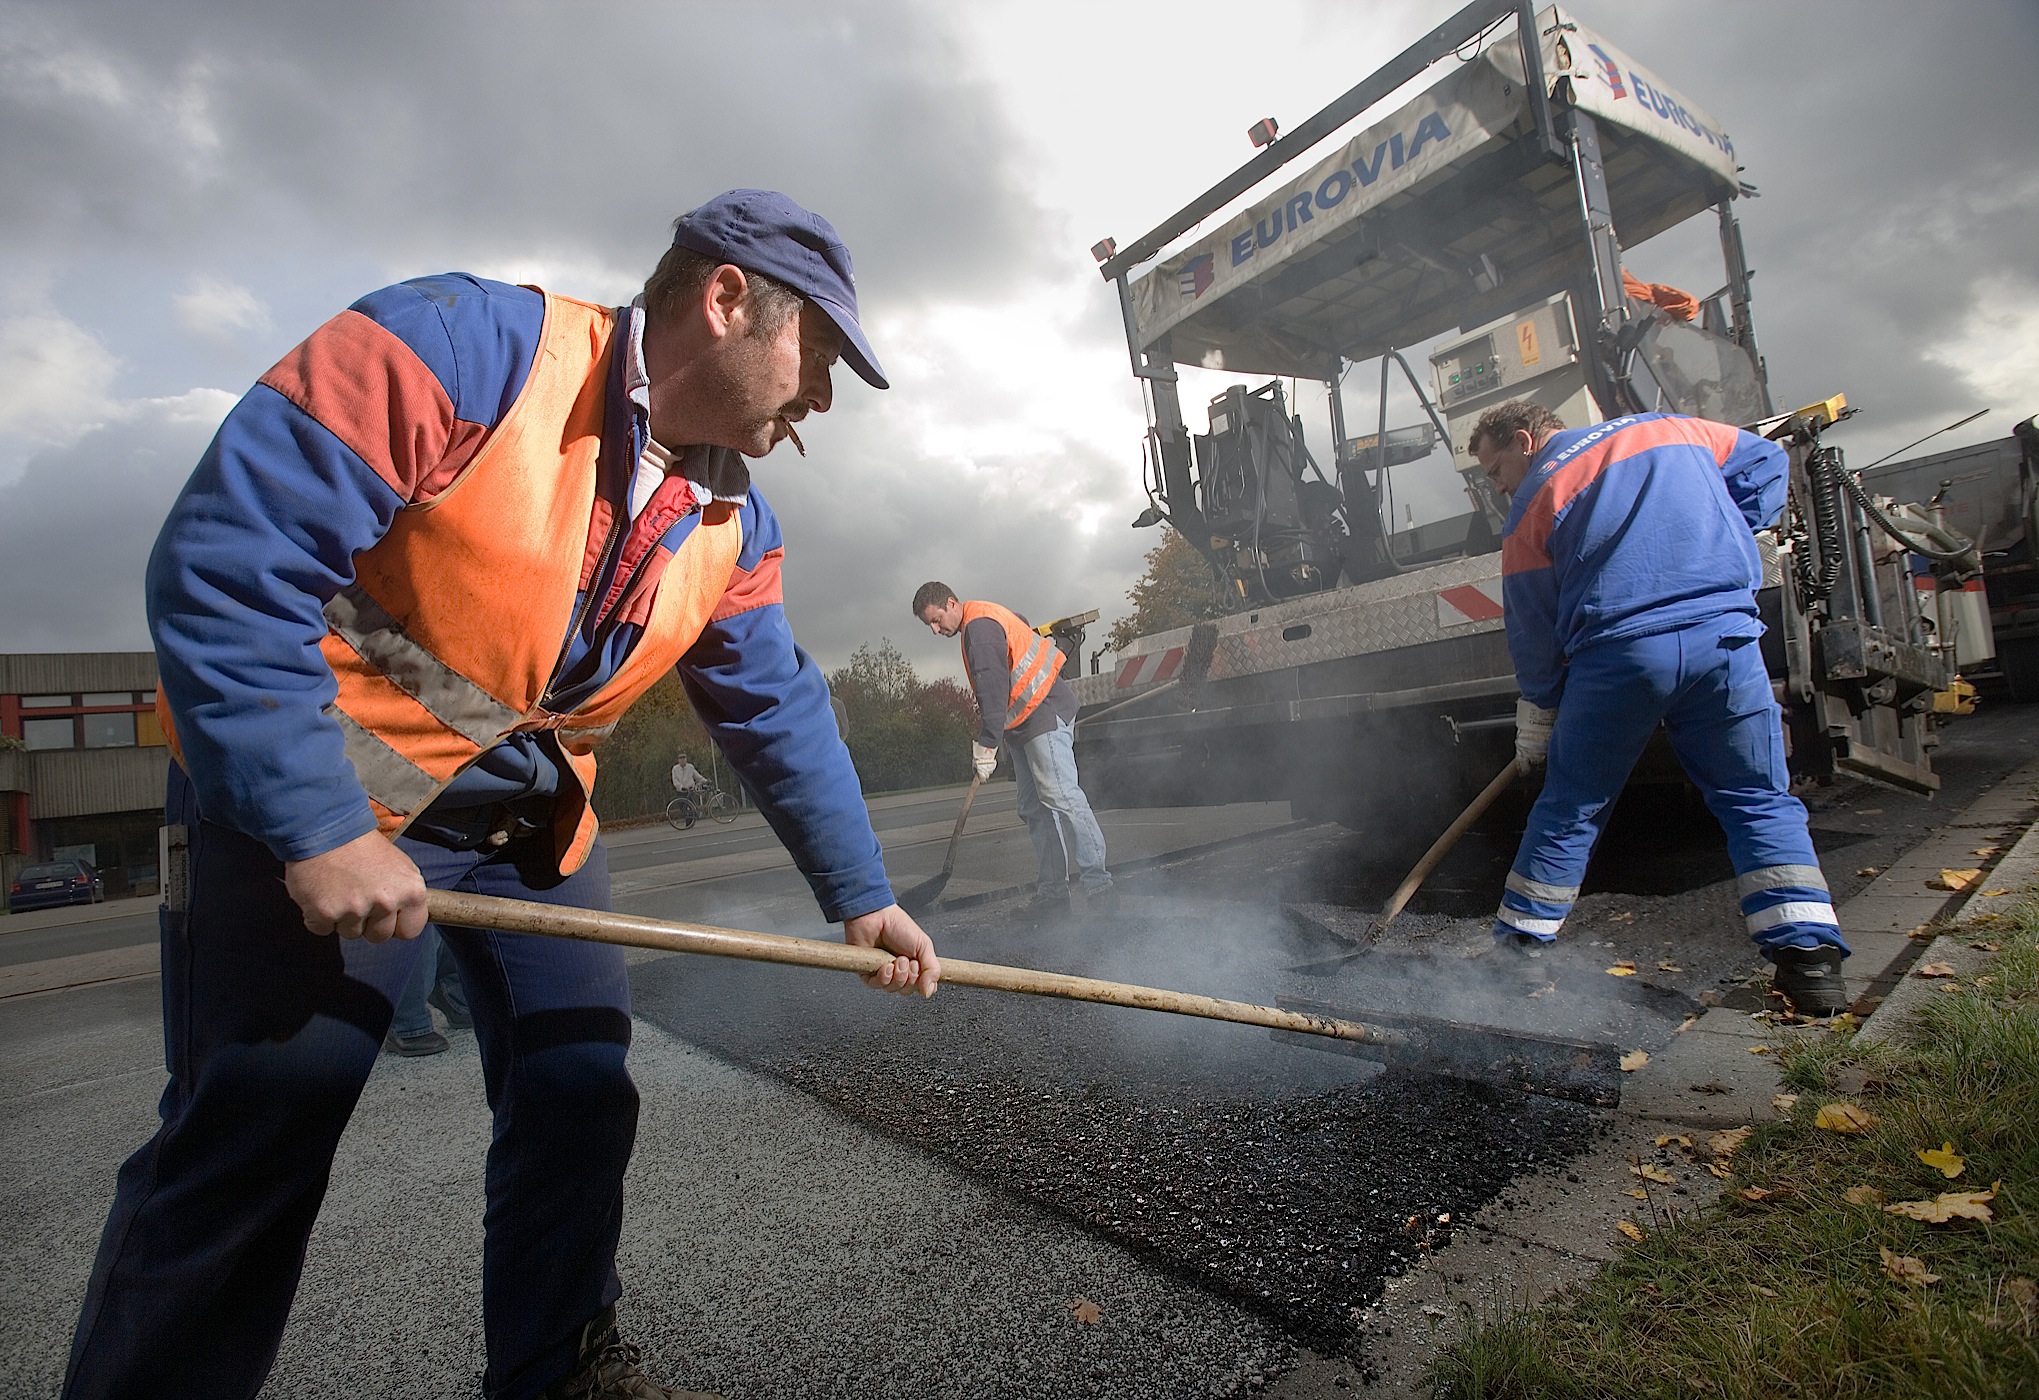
[1378,758,1524,929]
[426,890,1403,1049]
[937,770,986,879]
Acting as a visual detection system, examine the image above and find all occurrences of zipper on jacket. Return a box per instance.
[542,507,626,710]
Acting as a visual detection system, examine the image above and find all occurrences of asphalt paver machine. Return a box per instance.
[1074,0,1961,837]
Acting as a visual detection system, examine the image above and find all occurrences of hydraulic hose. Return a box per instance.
[1817,449,1977,567]
[1806,447,1845,602]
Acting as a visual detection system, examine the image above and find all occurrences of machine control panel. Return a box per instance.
[1431,294,1580,412]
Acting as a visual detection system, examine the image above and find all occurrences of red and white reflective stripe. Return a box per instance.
[1114,645,1186,688]
[1436,581,1504,627]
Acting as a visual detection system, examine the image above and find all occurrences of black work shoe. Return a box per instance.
[1771,943,1850,1016]
[542,1307,722,1400]
[427,988,474,1030]
[382,1028,449,1057]
[1468,933,1554,992]
[1020,892,1073,926]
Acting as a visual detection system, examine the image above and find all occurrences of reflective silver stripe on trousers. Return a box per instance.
[1505,871,1580,905]
[330,707,443,814]
[1735,865,1830,899]
[1495,907,1566,937]
[1744,901,1839,933]
[324,585,523,748]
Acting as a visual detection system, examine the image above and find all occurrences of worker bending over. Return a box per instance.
[913,584,1116,921]
[66,190,938,1400]
[1472,400,1849,1015]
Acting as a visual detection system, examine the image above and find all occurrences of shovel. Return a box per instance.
[895,770,985,915]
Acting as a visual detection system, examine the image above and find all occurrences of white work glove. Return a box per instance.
[971,742,998,780]
[1514,698,1557,770]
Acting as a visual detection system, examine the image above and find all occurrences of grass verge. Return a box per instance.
[1424,906,2039,1399]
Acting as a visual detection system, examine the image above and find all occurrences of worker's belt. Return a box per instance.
[403,795,555,853]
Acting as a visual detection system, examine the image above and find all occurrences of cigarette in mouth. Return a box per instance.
[781,419,805,456]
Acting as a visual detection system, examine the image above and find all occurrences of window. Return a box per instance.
[22,717,75,750]
[83,692,133,707]
[22,695,70,709]
[83,713,137,748]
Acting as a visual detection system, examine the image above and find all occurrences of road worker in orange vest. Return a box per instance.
[913,583,1115,922]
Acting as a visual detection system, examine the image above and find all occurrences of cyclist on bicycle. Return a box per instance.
[670,752,708,821]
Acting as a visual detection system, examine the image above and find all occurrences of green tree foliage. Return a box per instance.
[590,641,980,823]
[1107,525,1221,651]
[827,640,977,793]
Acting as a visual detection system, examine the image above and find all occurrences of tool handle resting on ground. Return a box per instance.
[1378,758,1524,928]
[896,770,985,913]
[426,889,1403,1049]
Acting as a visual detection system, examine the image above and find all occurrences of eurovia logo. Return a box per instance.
[1178,253,1216,300]
[1586,42,1626,100]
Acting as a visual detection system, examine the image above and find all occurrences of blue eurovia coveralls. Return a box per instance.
[1493,413,1845,959]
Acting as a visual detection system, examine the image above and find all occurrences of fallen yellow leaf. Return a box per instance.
[1748,1044,1773,1055]
[1069,1297,1102,1324]
[1616,1220,1646,1242]
[1972,846,2001,858]
[1916,1142,1966,1179]
[1884,1183,1997,1224]
[1915,963,1958,979]
[1654,1133,1693,1149]
[1709,1127,1753,1157]
[1657,961,1684,973]
[1620,1050,1650,1072]
[1855,867,1883,877]
[1632,1164,1675,1184]
[1625,1187,1649,1199]
[1928,869,1982,892]
[1706,1161,1733,1180]
[1971,941,2004,952]
[1816,1102,1876,1134]
[1607,962,1638,977]
[1843,1185,1884,1206]
[1980,889,2010,898]
[1880,1246,1941,1285]
[1741,1186,1775,1201]
[1676,1014,1700,1034]
[1772,1094,1800,1113]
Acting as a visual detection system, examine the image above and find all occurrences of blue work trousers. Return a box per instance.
[64,765,637,1400]
[1011,717,1113,897]
[1495,614,1846,957]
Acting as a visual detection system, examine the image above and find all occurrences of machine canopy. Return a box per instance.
[1128,6,1741,379]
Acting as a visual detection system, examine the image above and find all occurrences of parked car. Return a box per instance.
[7,859,106,913]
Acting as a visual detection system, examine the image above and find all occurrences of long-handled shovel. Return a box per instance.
[424,889,1620,1105]
[895,770,985,915]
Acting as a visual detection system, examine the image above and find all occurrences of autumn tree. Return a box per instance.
[1107,525,1222,650]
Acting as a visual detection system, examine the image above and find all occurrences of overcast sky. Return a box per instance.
[2,0,2033,680]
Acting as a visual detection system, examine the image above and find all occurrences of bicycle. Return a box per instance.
[665,788,740,831]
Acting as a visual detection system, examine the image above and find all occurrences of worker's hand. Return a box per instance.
[971,742,998,781]
[283,832,429,943]
[843,903,941,998]
[1513,698,1558,771]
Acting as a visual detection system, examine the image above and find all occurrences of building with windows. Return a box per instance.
[1,653,169,904]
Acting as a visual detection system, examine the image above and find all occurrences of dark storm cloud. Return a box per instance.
[0,0,1052,302]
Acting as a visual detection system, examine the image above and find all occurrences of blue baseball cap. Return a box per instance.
[670,189,887,390]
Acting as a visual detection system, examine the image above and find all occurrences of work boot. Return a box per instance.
[427,986,474,1030]
[542,1307,722,1400]
[381,1028,449,1057]
[1019,891,1073,926]
[1467,933,1553,992]
[1770,943,1850,1017]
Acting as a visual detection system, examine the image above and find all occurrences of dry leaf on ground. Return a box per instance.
[1856,866,1882,877]
[1658,961,1684,972]
[1928,869,1982,892]
[1616,1220,1646,1242]
[1705,1161,1733,1180]
[1655,1133,1693,1149]
[1980,889,2010,897]
[1972,846,2002,858]
[1885,1183,1998,1224]
[1880,1247,1941,1285]
[1625,1187,1649,1200]
[1069,1298,1102,1324]
[1915,963,1959,979]
[1971,941,2004,952]
[1607,962,1638,977]
[1773,1094,1800,1113]
[1995,1278,2038,1332]
[1740,1187,1775,1201]
[1916,1142,1966,1179]
[1750,1284,1779,1297]
[1816,1102,1876,1134]
[1709,1127,1753,1157]
[1748,1044,1773,1056]
[1632,1164,1676,1184]
[1843,1185,1884,1206]
[1620,1050,1650,1072]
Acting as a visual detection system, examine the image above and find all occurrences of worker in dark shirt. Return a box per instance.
[913,582,1115,920]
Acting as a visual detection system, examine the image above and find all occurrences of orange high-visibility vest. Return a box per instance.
[959,600,1064,731]
[161,292,742,875]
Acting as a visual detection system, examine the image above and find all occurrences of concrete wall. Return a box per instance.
[26,747,171,821]
[0,653,157,695]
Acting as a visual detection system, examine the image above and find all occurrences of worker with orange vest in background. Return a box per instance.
[913,584,1115,921]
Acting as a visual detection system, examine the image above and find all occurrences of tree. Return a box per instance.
[828,640,976,792]
[1108,525,1222,651]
